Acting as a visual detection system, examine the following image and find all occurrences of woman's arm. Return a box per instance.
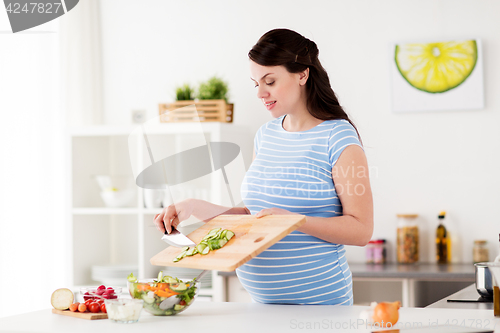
[190,199,250,221]
[256,145,373,246]
[154,198,250,234]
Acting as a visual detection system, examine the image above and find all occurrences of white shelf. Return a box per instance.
[72,207,165,215]
[69,122,235,137]
[143,208,165,215]
[69,124,252,302]
[72,207,140,215]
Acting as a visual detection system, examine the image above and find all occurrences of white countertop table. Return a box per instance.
[1,302,499,333]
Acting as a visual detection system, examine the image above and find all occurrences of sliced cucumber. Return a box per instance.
[209,227,221,234]
[185,247,196,256]
[173,250,187,262]
[205,228,220,238]
[171,283,187,292]
[203,232,216,240]
[127,272,137,283]
[142,295,155,304]
[157,271,164,281]
[173,228,234,262]
[208,239,220,250]
[197,243,207,253]
[164,277,177,283]
[174,304,185,311]
[225,230,235,241]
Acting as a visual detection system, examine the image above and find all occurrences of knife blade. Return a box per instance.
[161,227,196,247]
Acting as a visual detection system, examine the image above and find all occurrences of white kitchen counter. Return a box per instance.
[426,284,493,310]
[1,302,499,333]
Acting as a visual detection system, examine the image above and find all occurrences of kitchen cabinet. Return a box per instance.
[426,284,493,310]
[350,263,474,307]
[68,123,252,302]
[226,275,252,303]
[219,263,475,306]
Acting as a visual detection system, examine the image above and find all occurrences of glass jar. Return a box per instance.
[473,240,489,263]
[396,214,419,264]
[365,240,376,264]
[373,239,387,264]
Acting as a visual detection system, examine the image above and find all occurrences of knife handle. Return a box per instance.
[165,226,179,235]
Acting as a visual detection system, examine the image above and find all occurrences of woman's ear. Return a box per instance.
[298,68,309,86]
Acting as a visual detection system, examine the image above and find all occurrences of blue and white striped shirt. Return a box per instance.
[238,115,362,305]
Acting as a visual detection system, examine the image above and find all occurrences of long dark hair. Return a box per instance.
[248,28,361,142]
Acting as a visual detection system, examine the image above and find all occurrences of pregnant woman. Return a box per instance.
[154,28,373,305]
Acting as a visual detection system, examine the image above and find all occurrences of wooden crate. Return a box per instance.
[159,100,233,123]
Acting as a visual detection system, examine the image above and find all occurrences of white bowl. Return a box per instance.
[100,190,135,207]
[105,298,143,323]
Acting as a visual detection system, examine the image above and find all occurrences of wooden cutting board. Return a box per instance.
[150,214,306,272]
[52,309,108,320]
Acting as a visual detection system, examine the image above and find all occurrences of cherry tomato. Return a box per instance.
[69,303,79,312]
[179,300,186,306]
[84,299,92,307]
[89,302,100,313]
[78,303,87,312]
[100,303,106,313]
[96,299,104,305]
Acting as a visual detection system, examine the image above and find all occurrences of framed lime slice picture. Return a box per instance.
[391,39,484,112]
[395,40,478,94]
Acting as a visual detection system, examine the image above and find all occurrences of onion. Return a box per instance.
[372,301,401,327]
[51,288,74,310]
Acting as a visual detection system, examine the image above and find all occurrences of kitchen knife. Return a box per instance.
[161,227,196,247]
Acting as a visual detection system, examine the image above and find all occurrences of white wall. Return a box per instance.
[0,15,66,317]
[99,0,500,263]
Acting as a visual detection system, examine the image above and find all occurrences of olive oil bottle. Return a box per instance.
[436,211,450,264]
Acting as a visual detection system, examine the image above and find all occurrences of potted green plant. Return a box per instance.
[175,84,195,101]
[197,76,229,102]
[160,76,233,123]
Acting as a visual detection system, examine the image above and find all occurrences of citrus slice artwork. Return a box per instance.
[395,40,478,93]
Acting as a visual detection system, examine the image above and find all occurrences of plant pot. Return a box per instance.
[159,100,233,123]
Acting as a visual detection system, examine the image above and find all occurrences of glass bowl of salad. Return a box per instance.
[127,272,199,316]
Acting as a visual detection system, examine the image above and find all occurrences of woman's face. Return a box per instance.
[249,61,308,118]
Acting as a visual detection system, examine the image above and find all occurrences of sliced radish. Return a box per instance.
[51,288,74,310]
